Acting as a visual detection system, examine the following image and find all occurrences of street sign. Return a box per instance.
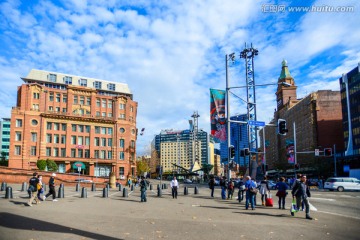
[315,149,319,156]
[248,120,265,127]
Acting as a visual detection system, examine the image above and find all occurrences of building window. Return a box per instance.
[79,78,87,87]
[108,102,112,109]
[15,132,22,141]
[96,98,100,107]
[119,103,125,109]
[47,122,52,130]
[31,133,37,142]
[108,128,113,135]
[94,137,100,146]
[54,134,60,144]
[119,167,124,175]
[64,76,72,84]
[62,108,67,112]
[107,151,112,159]
[63,94,67,103]
[101,150,106,159]
[48,74,57,82]
[95,126,100,134]
[15,146,21,155]
[71,149,76,158]
[107,83,115,91]
[48,106,53,111]
[56,93,61,102]
[130,140,135,148]
[85,149,90,158]
[85,137,90,146]
[61,135,66,144]
[72,124,77,132]
[55,107,60,112]
[53,148,59,157]
[74,95,78,104]
[102,112,106,117]
[96,111,100,116]
[46,134,52,143]
[101,138,106,147]
[108,138,112,147]
[94,81,102,89]
[33,92,40,99]
[85,125,90,133]
[119,114,125,119]
[130,106,134,112]
[119,139,125,148]
[54,123,59,130]
[61,123,66,131]
[16,119,22,127]
[80,96,85,105]
[78,149,83,158]
[102,99,106,108]
[119,151,124,160]
[78,136,83,145]
[101,127,106,134]
[32,104,39,110]
[108,113,113,117]
[46,147,51,156]
[78,125,84,132]
[61,148,66,157]
[71,136,76,145]
[49,92,54,101]
[131,129,135,135]
[30,146,37,156]
[86,97,91,106]
[94,150,99,158]
[119,128,125,133]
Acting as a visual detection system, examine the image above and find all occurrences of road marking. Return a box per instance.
[317,210,360,220]
[310,197,335,201]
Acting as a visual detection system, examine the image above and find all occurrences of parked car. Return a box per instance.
[183,179,192,184]
[324,177,360,192]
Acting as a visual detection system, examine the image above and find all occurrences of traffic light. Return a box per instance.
[244,148,250,156]
[324,148,332,156]
[240,149,245,157]
[277,119,288,135]
[229,145,235,159]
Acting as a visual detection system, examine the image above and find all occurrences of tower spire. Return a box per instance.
[275,60,297,111]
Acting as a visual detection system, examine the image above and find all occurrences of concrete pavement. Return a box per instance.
[0,182,359,240]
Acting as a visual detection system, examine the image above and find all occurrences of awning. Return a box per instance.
[72,161,86,170]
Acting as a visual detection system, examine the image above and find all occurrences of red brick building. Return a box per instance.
[9,69,138,179]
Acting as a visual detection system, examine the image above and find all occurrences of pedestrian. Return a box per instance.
[170,176,179,199]
[275,177,289,209]
[27,172,40,206]
[37,175,44,201]
[238,179,245,202]
[139,176,147,202]
[220,176,227,200]
[208,176,215,198]
[245,176,257,210]
[291,175,312,220]
[227,179,234,199]
[44,173,57,201]
[292,173,304,210]
[259,176,270,206]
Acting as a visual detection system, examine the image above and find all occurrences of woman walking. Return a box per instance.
[259,177,270,206]
[275,177,289,209]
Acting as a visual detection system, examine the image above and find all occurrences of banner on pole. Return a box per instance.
[210,89,226,142]
[286,139,295,164]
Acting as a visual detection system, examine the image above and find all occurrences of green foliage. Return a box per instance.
[137,160,150,175]
[201,163,214,174]
[37,160,47,170]
[46,159,58,171]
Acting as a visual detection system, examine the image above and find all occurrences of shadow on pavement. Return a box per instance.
[234,211,289,218]
[0,212,122,240]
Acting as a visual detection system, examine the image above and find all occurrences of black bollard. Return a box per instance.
[194,186,199,194]
[150,184,153,190]
[91,183,96,192]
[57,187,64,198]
[157,187,162,197]
[161,184,164,189]
[5,186,13,199]
[123,188,128,197]
[184,186,188,195]
[103,187,108,198]
[1,182,6,191]
[76,183,80,192]
[81,187,87,198]
[131,184,134,191]
[118,184,122,191]
[21,182,27,191]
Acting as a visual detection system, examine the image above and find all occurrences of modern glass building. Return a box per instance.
[0,118,11,160]
[220,114,249,166]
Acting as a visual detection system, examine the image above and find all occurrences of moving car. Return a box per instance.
[324,177,360,192]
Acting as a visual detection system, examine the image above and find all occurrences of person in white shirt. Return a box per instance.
[170,176,179,199]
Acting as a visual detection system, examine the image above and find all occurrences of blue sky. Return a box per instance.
[0,0,359,155]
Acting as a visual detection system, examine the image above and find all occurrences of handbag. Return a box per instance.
[250,187,258,194]
[291,199,299,213]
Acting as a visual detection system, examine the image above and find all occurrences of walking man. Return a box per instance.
[44,173,57,201]
[28,172,40,206]
[220,176,227,200]
[245,176,257,210]
[292,175,313,220]
[140,176,147,202]
[209,176,215,198]
[170,176,179,199]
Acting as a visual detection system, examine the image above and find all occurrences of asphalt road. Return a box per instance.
[0,182,359,240]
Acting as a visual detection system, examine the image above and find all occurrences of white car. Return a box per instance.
[324,177,360,192]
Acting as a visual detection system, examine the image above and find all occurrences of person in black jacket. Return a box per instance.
[208,176,215,198]
[291,175,312,220]
[44,173,57,201]
[27,172,39,206]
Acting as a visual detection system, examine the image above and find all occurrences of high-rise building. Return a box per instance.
[153,129,208,172]
[9,69,138,179]
[220,114,249,166]
[0,118,11,160]
[338,63,360,175]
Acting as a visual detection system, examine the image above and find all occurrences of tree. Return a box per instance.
[136,160,150,176]
[37,160,47,170]
[46,159,58,171]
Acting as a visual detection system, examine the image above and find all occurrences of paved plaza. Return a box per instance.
[0,182,359,240]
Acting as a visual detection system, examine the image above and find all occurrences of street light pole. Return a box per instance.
[226,53,235,180]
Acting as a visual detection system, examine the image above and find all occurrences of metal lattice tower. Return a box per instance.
[191,111,200,164]
[240,43,259,166]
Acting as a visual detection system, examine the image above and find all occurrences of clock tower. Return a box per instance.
[275,60,297,111]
